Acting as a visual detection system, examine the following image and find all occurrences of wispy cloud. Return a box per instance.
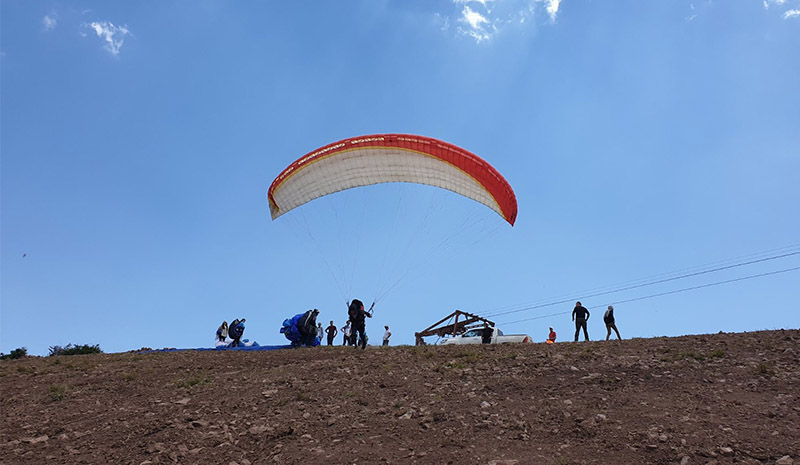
[82,21,131,56]
[784,9,800,18]
[434,13,451,31]
[462,5,489,29]
[444,0,563,43]
[42,14,57,31]
[763,0,788,8]
[542,0,561,22]
[459,5,494,42]
[453,0,494,7]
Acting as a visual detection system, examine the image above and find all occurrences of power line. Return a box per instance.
[481,249,800,319]
[479,243,800,316]
[498,265,800,326]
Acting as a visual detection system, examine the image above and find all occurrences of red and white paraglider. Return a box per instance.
[268,134,516,226]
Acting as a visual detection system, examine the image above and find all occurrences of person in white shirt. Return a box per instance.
[341,321,352,346]
[382,325,392,346]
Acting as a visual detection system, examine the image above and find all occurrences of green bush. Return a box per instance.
[0,347,28,360]
[49,344,102,356]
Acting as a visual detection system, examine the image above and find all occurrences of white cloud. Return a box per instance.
[459,5,493,42]
[542,0,561,22]
[784,9,800,18]
[462,5,489,29]
[442,0,563,43]
[83,21,131,56]
[42,14,57,31]
[453,0,494,6]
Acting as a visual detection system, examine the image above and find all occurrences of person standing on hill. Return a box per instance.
[216,321,228,343]
[481,323,493,344]
[317,323,324,343]
[382,325,392,346]
[604,305,622,340]
[572,301,590,342]
[325,320,338,346]
[348,299,372,349]
[341,320,351,346]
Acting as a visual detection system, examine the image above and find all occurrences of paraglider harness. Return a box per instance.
[280,309,321,347]
[229,319,244,347]
[297,309,319,338]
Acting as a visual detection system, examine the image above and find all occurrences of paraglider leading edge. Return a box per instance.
[267,134,517,226]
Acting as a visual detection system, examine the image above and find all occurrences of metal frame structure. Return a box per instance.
[414,310,495,345]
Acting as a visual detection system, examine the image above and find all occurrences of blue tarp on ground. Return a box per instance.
[144,341,293,353]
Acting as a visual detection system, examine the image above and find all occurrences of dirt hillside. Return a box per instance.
[1,329,798,465]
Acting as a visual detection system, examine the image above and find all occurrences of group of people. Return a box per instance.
[297,299,392,348]
[331,320,392,347]
[568,301,622,342]
[215,318,247,347]
[217,298,393,349]
[543,302,621,343]
[327,299,391,348]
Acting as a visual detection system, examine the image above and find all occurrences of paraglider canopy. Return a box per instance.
[267,134,517,225]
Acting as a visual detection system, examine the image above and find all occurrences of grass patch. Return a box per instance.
[454,351,480,363]
[49,384,67,401]
[295,392,311,402]
[17,366,35,374]
[176,377,210,388]
[122,372,137,382]
[753,362,773,377]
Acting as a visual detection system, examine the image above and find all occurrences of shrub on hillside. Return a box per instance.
[0,347,28,360]
[48,344,102,356]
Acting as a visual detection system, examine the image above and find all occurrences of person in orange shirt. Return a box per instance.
[547,327,557,344]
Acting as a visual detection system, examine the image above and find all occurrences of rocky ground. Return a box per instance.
[1,329,798,465]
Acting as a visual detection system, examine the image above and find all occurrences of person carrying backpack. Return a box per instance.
[229,318,246,347]
[348,299,372,349]
[604,305,621,341]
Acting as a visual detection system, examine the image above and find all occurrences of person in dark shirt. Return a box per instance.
[604,305,621,340]
[348,299,372,349]
[325,321,338,346]
[481,323,493,344]
[572,301,590,342]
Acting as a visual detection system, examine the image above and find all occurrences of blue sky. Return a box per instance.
[2,0,799,355]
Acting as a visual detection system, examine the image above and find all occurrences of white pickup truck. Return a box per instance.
[441,327,532,345]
